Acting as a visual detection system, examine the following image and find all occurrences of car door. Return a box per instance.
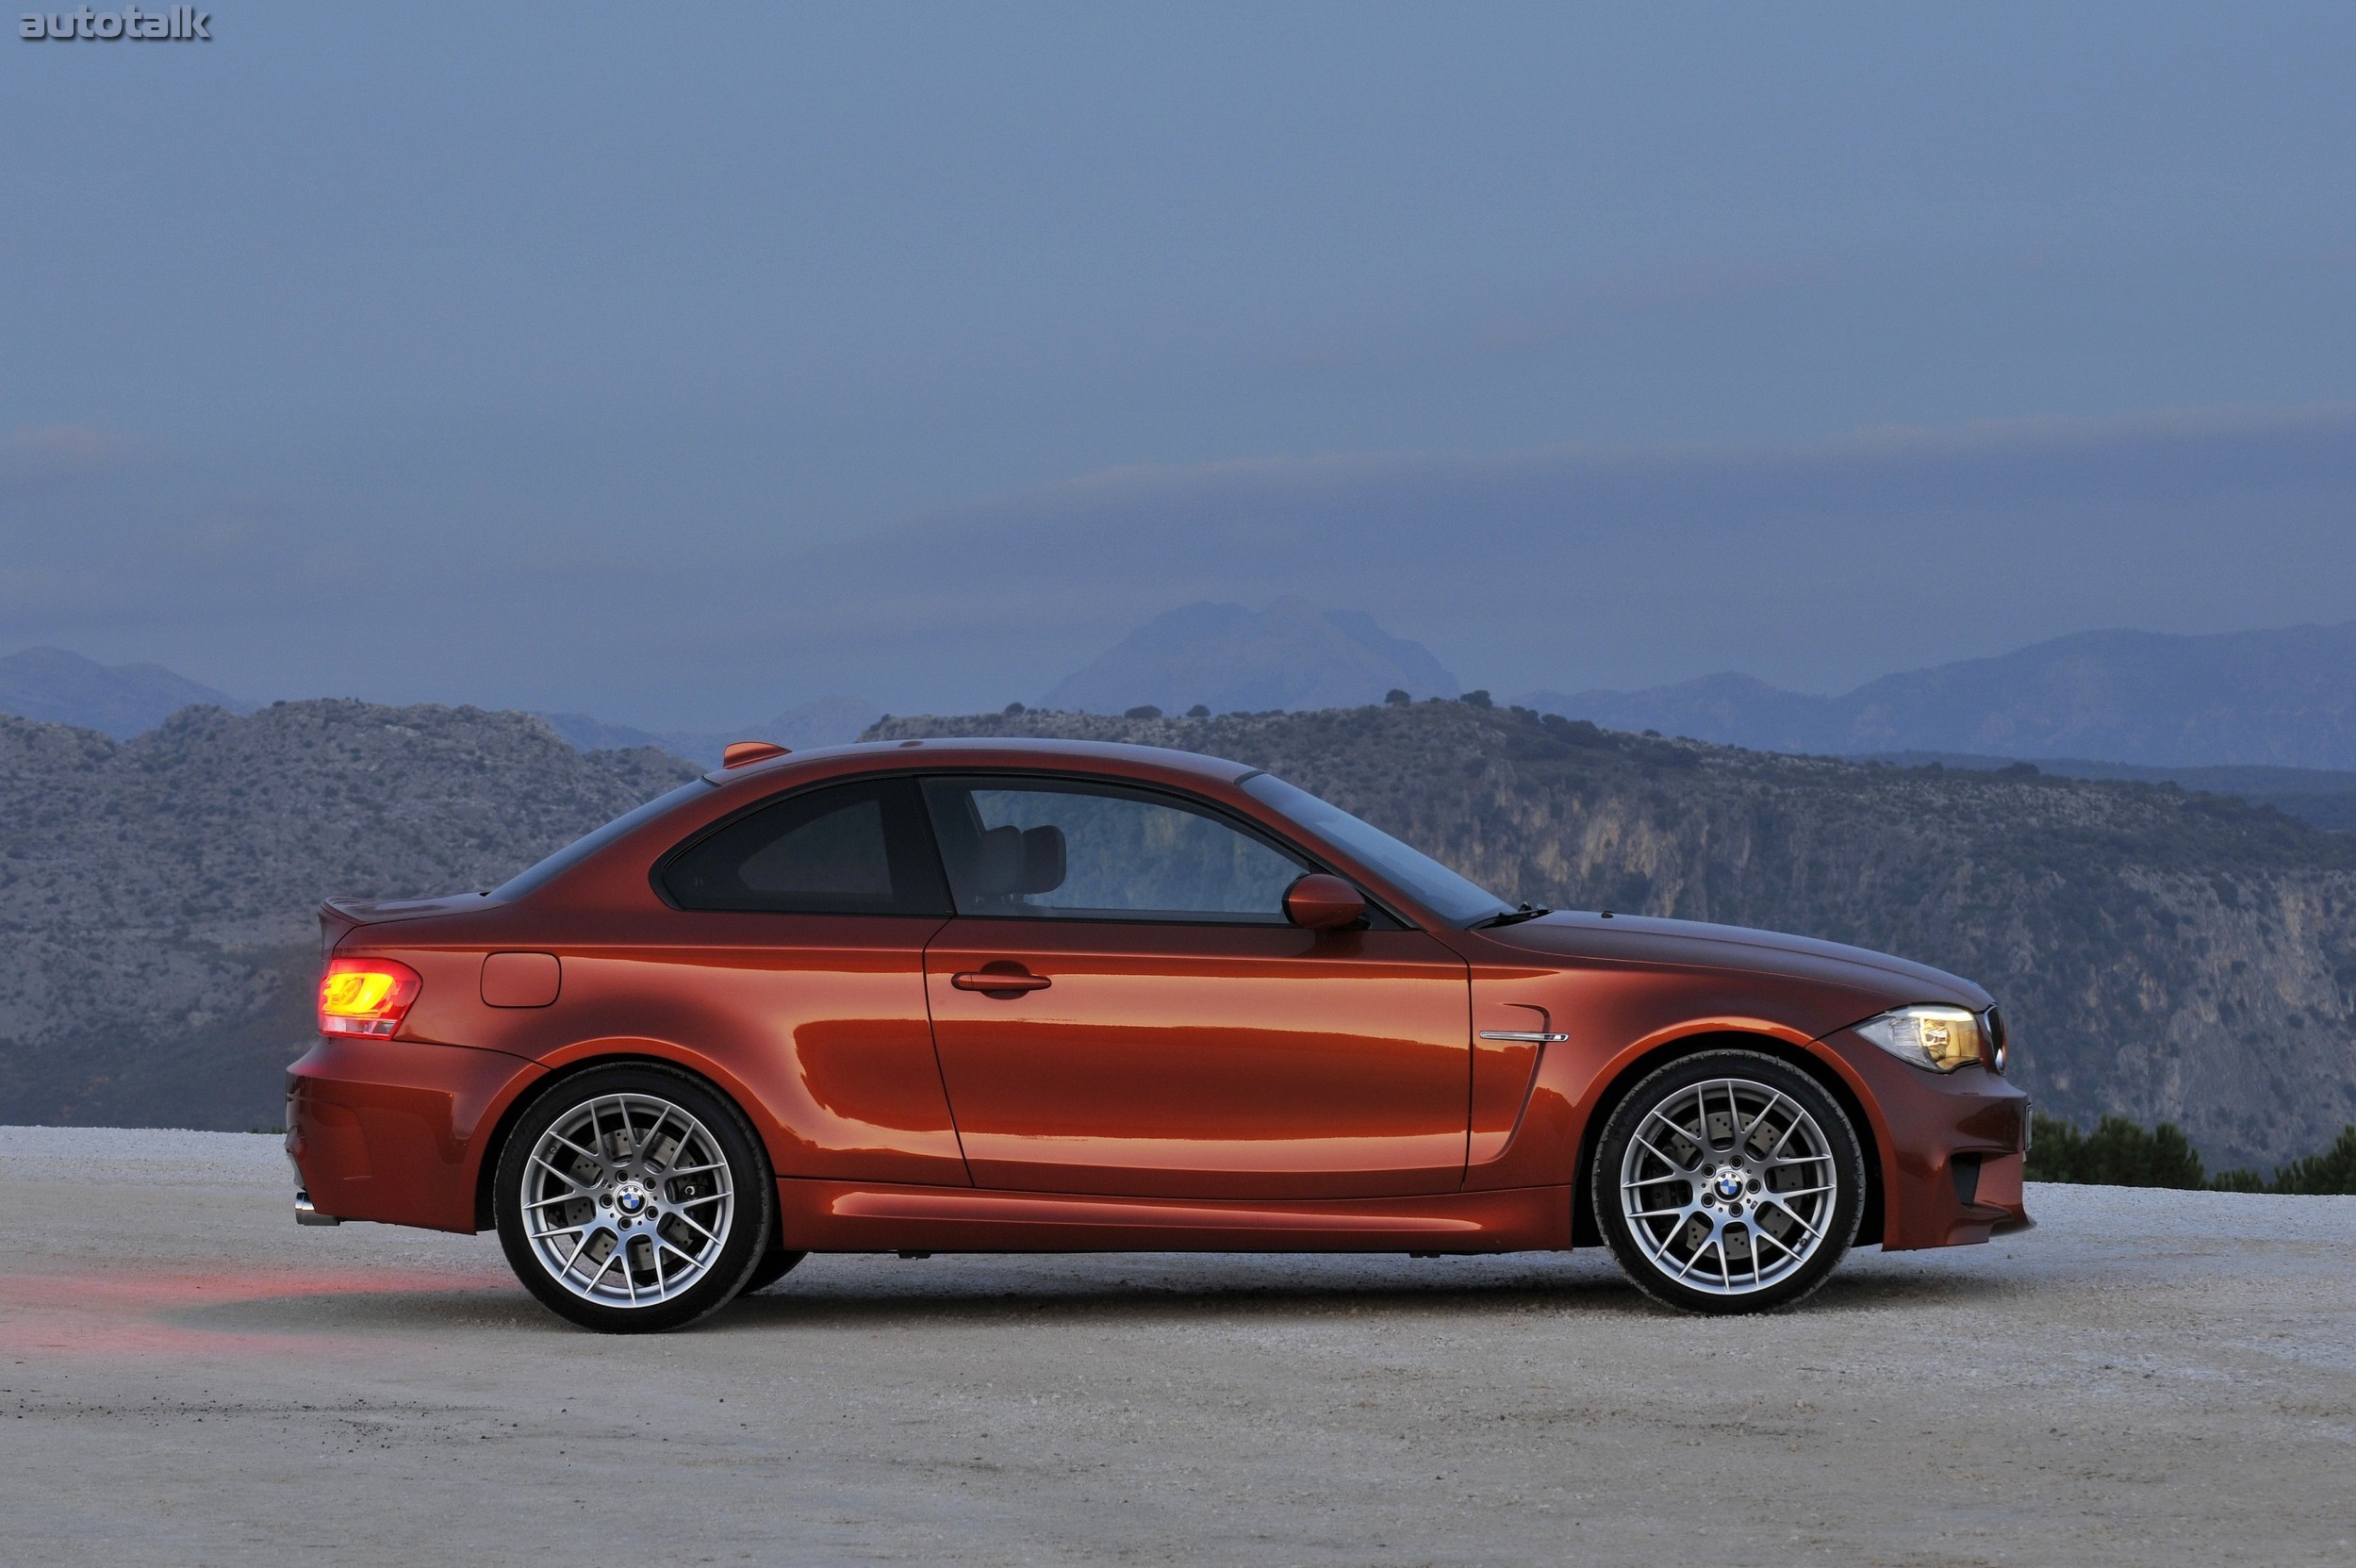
[918,775,1471,1199]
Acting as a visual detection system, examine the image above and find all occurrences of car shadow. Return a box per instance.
[158,1247,2028,1339]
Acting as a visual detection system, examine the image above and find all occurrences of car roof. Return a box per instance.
[708,734,1261,790]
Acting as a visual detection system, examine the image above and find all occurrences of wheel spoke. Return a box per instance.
[528,1154,592,1194]
[1762,1195,1827,1243]
[667,1208,721,1246]
[638,1104,678,1172]
[1632,1131,1691,1173]
[546,1128,602,1165]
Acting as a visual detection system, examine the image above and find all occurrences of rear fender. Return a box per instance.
[470,1036,775,1232]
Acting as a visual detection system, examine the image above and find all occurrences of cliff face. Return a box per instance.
[877,704,2356,1171]
[0,701,695,1129]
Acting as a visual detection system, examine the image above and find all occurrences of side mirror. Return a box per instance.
[1283,873,1365,932]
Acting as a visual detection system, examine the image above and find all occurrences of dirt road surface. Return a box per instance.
[3,1128,2351,1566]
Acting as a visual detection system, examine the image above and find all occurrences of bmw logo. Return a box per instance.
[1715,1171,1745,1200]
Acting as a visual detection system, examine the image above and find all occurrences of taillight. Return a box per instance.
[318,957,422,1038]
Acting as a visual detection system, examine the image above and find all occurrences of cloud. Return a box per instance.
[0,424,152,488]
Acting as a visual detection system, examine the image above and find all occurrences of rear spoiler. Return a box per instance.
[319,899,371,956]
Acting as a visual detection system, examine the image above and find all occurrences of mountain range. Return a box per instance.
[1042,598,1458,716]
[0,645,878,769]
[1524,620,2356,769]
[0,647,250,738]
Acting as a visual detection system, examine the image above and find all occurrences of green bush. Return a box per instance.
[2028,1113,2206,1187]
[2270,1126,2356,1196]
[2029,1114,2356,1194]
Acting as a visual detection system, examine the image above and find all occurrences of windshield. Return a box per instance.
[492,779,716,900]
[1241,773,1511,927]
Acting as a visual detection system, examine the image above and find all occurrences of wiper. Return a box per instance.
[1471,902,1551,929]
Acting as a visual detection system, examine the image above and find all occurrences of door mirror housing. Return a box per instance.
[1283,873,1365,932]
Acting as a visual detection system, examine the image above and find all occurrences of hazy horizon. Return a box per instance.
[8,3,2356,728]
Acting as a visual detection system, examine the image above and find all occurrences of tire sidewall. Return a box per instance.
[494,1063,775,1334]
[1591,1048,1865,1314]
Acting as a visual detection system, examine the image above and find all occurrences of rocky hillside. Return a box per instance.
[0,701,694,1130]
[879,703,2356,1170]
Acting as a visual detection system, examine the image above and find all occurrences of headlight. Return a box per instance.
[1854,1005,1985,1073]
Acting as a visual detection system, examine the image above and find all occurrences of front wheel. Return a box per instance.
[1592,1048,1864,1313]
[494,1065,774,1333]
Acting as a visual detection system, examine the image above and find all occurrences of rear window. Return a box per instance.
[492,779,716,900]
[659,778,951,916]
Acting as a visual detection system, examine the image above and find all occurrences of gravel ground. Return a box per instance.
[2,1127,2351,1567]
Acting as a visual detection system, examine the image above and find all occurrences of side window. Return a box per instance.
[661,779,950,916]
[920,777,1309,923]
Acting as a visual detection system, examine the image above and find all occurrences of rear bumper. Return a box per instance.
[285,1034,543,1234]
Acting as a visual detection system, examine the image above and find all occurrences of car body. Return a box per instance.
[287,736,2030,1329]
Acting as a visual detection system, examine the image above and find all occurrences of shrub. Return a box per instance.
[2027,1113,2205,1187]
[2269,1125,2356,1195]
[2030,1113,2356,1194]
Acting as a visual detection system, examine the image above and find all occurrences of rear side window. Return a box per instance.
[661,778,950,916]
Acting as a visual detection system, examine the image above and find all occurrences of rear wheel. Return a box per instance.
[494,1065,772,1333]
[1592,1048,1864,1313]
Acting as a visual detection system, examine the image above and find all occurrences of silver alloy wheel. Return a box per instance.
[1617,1075,1838,1296]
[519,1092,736,1308]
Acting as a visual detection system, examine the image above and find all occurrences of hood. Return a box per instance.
[1481,911,1989,1015]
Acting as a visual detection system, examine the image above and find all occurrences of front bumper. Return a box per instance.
[1821,1029,2033,1251]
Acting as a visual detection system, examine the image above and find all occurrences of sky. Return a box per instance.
[5,2,2355,726]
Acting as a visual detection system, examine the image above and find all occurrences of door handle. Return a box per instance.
[951,970,1052,995]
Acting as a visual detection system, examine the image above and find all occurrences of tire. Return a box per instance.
[494,1064,774,1334]
[1591,1048,1864,1314]
[740,1235,808,1295]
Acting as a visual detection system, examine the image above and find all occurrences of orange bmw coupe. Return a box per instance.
[288,736,2029,1332]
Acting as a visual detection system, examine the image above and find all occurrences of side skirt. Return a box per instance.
[778,1179,1573,1254]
